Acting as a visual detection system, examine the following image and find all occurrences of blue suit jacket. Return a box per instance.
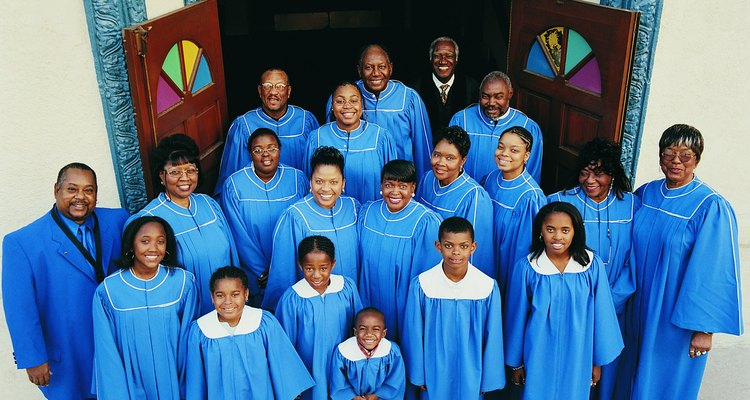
[2,207,129,399]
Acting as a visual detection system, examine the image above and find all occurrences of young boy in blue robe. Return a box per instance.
[93,216,200,399]
[329,307,406,400]
[186,266,314,399]
[504,202,623,400]
[402,216,505,399]
[275,235,363,400]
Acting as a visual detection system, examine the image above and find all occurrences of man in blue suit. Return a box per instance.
[2,163,129,399]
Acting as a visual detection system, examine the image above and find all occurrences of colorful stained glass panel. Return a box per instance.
[526,41,555,78]
[182,40,199,84]
[569,57,602,94]
[540,27,564,73]
[193,55,212,92]
[565,30,592,75]
[156,75,181,113]
[162,44,183,91]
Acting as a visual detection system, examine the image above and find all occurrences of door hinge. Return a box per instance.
[134,25,152,56]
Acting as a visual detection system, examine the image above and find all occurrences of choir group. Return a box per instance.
[2,39,743,400]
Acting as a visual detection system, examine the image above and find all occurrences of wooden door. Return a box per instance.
[124,0,227,198]
[508,0,638,193]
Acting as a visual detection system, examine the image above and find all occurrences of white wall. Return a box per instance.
[636,1,750,242]
[0,1,184,397]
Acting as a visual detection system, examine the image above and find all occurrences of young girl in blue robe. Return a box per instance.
[416,126,495,278]
[546,138,641,399]
[307,82,397,204]
[262,146,360,311]
[330,307,406,400]
[481,126,545,296]
[275,236,363,400]
[220,128,309,306]
[504,202,623,400]
[127,134,238,314]
[402,217,505,399]
[93,216,200,399]
[186,266,314,399]
[358,160,442,342]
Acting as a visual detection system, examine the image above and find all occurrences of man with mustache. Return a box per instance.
[215,68,319,194]
[2,163,129,399]
[449,71,544,183]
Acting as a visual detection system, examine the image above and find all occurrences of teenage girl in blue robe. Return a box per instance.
[93,216,200,399]
[616,125,743,399]
[127,134,238,314]
[186,266,314,400]
[504,202,623,400]
[220,128,309,306]
[358,160,442,342]
[415,126,494,277]
[262,146,360,311]
[307,82,397,204]
[275,236,363,400]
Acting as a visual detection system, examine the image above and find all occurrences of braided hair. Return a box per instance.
[297,235,336,265]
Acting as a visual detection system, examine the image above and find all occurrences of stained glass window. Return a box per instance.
[524,27,602,95]
[156,40,214,114]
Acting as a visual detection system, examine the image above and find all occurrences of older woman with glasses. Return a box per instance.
[615,124,743,399]
[127,134,238,314]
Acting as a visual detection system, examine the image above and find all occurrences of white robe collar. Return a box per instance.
[419,263,494,299]
[291,274,345,299]
[337,336,393,361]
[530,250,593,275]
[196,306,263,339]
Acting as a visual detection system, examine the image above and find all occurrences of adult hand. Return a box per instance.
[512,366,526,387]
[418,385,427,391]
[363,394,379,400]
[26,362,51,387]
[689,331,713,358]
[591,365,601,386]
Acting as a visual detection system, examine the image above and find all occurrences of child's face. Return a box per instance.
[132,222,166,272]
[211,278,248,326]
[435,231,476,270]
[354,312,386,351]
[300,250,335,294]
[541,211,574,258]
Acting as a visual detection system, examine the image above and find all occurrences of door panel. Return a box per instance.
[509,0,638,192]
[124,0,227,198]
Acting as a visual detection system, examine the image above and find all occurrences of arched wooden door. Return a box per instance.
[124,0,227,198]
[509,0,638,193]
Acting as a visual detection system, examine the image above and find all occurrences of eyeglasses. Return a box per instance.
[165,168,198,178]
[660,150,696,163]
[251,147,279,155]
[333,98,361,106]
[260,82,288,91]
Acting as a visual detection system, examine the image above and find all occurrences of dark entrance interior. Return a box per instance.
[217,0,511,123]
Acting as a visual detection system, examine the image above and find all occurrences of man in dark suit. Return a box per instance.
[410,37,479,137]
[2,163,129,399]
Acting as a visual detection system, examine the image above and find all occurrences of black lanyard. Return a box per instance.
[50,205,105,282]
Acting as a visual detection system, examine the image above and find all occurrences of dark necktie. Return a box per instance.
[440,84,449,105]
[77,225,95,258]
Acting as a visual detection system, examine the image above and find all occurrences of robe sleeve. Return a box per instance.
[671,196,744,335]
[524,120,544,183]
[402,277,426,386]
[262,209,303,311]
[409,212,442,279]
[303,127,322,177]
[305,110,321,133]
[215,117,252,196]
[185,322,207,400]
[92,285,130,398]
[448,109,465,129]
[504,258,531,368]
[220,178,262,279]
[481,283,506,392]
[459,187,495,277]
[328,348,359,400]
[209,197,240,267]
[591,258,624,366]
[506,193,543,283]
[380,126,399,164]
[1,235,48,369]
[373,343,407,400]
[274,290,300,347]
[408,90,434,179]
[177,272,201,398]
[263,312,316,399]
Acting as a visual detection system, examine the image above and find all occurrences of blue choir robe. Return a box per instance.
[186,306,315,400]
[275,275,363,400]
[416,171,495,277]
[128,193,239,314]
[262,194,361,311]
[2,208,128,399]
[616,178,743,400]
[547,187,640,400]
[449,105,543,183]
[402,263,506,399]
[481,169,545,296]
[357,199,442,341]
[215,105,320,194]
[326,80,433,178]
[329,337,406,400]
[504,251,623,400]
[305,120,398,203]
[92,266,200,399]
[220,164,309,303]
